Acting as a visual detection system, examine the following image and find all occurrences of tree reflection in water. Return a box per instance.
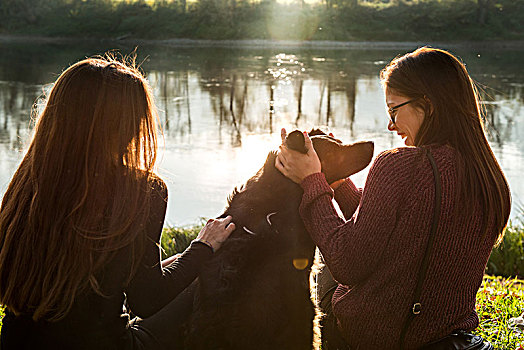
[0,44,523,222]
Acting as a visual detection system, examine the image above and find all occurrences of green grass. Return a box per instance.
[475,275,524,349]
[160,223,203,258]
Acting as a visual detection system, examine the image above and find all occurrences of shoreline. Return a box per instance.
[2,34,524,50]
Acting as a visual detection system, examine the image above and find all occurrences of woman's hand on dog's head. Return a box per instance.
[275,128,322,184]
[196,216,236,252]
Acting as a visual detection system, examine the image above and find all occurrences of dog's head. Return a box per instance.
[285,129,374,184]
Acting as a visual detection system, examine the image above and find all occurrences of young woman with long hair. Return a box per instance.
[276,47,510,349]
[0,56,235,349]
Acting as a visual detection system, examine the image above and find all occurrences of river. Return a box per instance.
[0,40,523,226]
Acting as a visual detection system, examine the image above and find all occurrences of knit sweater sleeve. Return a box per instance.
[300,150,406,286]
[333,178,362,220]
[125,179,214,318]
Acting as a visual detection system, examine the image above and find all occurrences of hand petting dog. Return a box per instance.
[275,128,322,184]
[195,216,236,252]
[276,128,345,189]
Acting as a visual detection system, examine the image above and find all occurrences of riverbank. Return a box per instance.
[3,35,524,51]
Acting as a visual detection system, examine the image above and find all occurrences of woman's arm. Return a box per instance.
[125,181,234,318]
[300,150,409,286]
[161,254,181,267]
[124,181,206,317]
[332,178,362,220]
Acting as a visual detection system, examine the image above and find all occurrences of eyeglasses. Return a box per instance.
[387,98,418,124]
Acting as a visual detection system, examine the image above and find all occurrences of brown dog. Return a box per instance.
[184,130,373,350]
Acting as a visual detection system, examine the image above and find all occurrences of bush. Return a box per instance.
[160,223,203,258]
[487,221,524,278]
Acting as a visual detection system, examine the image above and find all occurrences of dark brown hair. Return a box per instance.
[0,55,158,321]
[380,47,510,243]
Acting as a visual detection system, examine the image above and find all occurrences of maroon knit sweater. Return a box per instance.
[300,144,510,349]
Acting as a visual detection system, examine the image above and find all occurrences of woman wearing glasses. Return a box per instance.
[276,47,510,349]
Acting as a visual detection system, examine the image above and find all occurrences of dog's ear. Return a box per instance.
[285,130,307,154]
[315,140,374,183]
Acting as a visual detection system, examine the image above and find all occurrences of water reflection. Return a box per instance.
[0,82,40,153]
[0,44,523,224]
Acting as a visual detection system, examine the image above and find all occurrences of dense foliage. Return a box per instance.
[161,222,202,258]
[0,0,523,41]
[487,219,524,278]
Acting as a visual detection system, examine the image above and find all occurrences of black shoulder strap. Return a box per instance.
[399,148,442,348]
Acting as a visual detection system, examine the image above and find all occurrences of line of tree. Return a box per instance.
[0,0,523,41]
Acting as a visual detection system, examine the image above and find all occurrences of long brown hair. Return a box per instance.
[380,47,510,243]
[0,55,158,321]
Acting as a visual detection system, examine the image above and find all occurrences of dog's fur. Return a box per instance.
[184,130,373,350]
